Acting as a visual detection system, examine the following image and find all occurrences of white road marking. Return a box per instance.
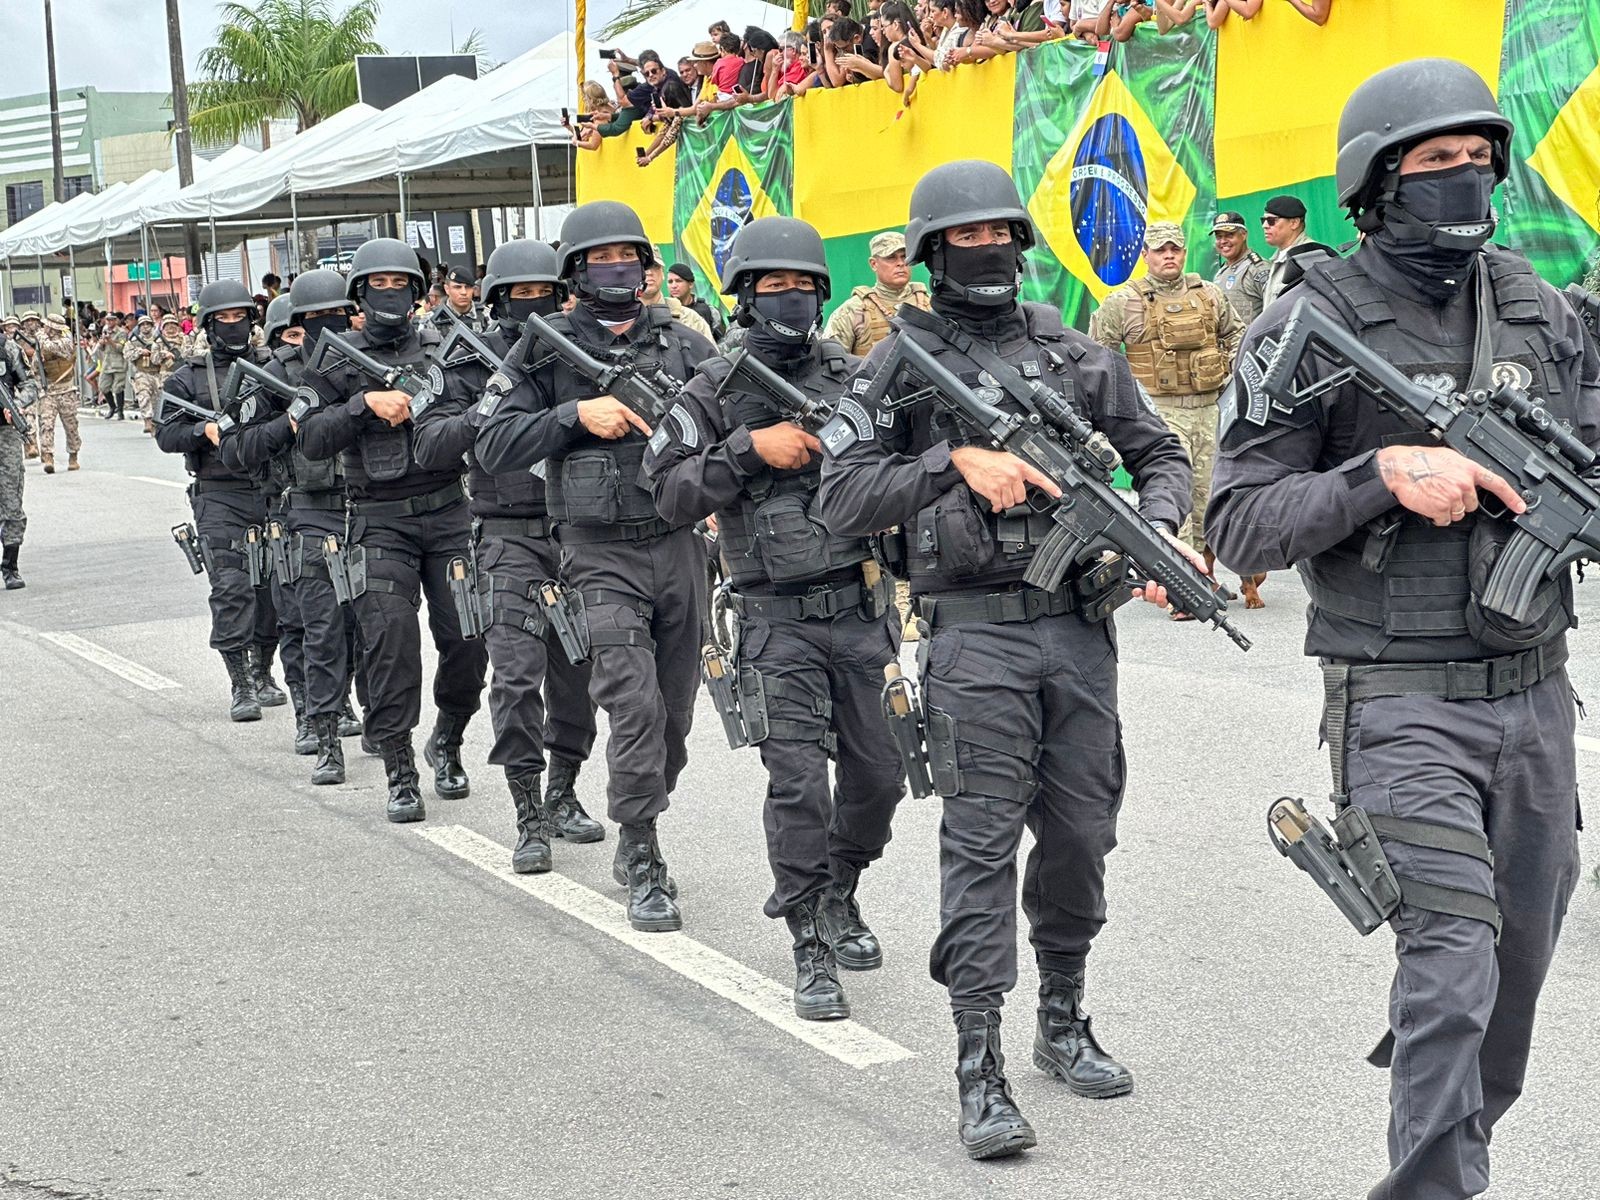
[417,824,915,1071]
[39,631,181,691]
[1578,735,1600,756]
[125,475,188,490]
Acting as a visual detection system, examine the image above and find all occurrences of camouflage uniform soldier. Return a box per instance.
[822,231,933,355]
[1,327,30,588]
[99,318,130,420]
[126,314,178,434]
[29,313,81,473]
[1089,222,1245,592]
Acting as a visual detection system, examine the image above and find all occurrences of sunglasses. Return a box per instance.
[1261,216,1282,226]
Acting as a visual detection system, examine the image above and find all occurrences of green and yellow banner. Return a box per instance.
[577,6,1600,328]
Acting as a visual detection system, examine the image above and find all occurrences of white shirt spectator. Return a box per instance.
[934,20,971,69]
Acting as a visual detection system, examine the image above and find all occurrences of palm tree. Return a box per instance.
[190,0,386,146]
[601,0,798,40]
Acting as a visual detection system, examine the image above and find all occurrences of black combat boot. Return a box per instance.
[311,713,346,786]
[1,544,23,590]
[290,687,316,755]
[251,644,288,707]
[612,835,678,897]
[955,1009,1036,1160]
[422,712,470,799]
[1033,971,1134,1098]
[221,650,262,722]
[616,821,681,932]
[379,734,424,823]
[337,687,363,738]
[508,772,553,874]
[820,859,882,971]
[786,897,850,1021]
[545,756,603,842]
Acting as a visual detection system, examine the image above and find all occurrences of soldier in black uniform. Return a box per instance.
[1208,60,1598,1200]
[643,216,904,1018]
[412,239,601,871]
[476,200,717,932]
[297,238,488,822]
[156,280,286,721]
[816,162,1196,1159]
[223,270,367,784]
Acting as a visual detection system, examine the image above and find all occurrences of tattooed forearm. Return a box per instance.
[1377,449,1443,485]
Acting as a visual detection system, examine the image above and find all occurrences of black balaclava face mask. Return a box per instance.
[501,293,561,336]
[207,317,251,358]
[360,282,415,342]
[931,238,1021,325]
[744,287,820,363]
[298,311,351,354]
[1370,161,1497,301]
[580,258,645,325]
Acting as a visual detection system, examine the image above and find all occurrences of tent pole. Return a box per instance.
[398,173,408,230]
[209,208,219,285]
[67,243,85,403]
[35,256,45,311]
[140,226,153,311]
[290,191,301,276]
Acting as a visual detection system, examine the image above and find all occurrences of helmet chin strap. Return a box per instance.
[736,279,820,349]
[928,239,1019,307]
[1379,197,1497,250]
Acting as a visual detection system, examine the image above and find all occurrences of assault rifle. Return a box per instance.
[436,306,506,373]
[307,330,429,397]
[1262,300,1600,622]
[712,347,837,431]
[523,311,681,423]
[224,356,303,411]
[154,390,235,433]
[0,378,32,440]
[854,334,1250,649]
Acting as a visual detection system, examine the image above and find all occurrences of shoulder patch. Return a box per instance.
[428,364,446,394]
[476,393,502,419]
[668,403,699,449]
[819,397,875,457]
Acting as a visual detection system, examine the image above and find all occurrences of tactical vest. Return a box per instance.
[709,343,872,588]
[849,284,929,351]
[329,327,440,490]
[451,329,546,518]
[38,339,74,386]
[1298,249,1578,659]
[276,346,341,496]
[1121,275,1228,397]
[897,305,1099,590]
[175,355,247,482]
[542,307,692,531]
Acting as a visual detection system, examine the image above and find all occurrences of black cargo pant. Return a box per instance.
[737,604,904,918]
[560,524,705,826]
[192,485,267,653]
[1342,672,1580,1200]
[480,529,597,778]
[922,609,1125,1012]
[265,497,304,698]
[283,500,366,718]
[348,497,487,744]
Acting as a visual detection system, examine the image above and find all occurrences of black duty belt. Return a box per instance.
[189,478,258,495]
[348,480,465,518]
[288,490,346,511]
[558,516,675,545]
[1328,640,1568,705]
[478,515,554,539]
[918,582,1078,629]
[734,581,864,623]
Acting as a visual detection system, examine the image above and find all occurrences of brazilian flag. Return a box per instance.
[672,104,794,317]
[1013,34,1217,330]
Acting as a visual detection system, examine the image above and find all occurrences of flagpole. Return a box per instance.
[793,1,810,32]
[575,0,587,113]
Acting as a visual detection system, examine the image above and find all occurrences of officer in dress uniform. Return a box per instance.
[296,239,489,823]
[1207,59,1599,1200]
[643,216,905,1020]
[412,240,602,872]
[817,161,1197,1160]
[475,200,718,933]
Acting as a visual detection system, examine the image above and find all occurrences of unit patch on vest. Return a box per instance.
[668,403,699,449]
[1490,361,1533,391]
[1411,371,1458,397]
[239,396,257,425]
[476,393,501,419]
[428,364,446,395]
[819,397,874,457]
[1235,339,1276,425]
[410,388,432,419]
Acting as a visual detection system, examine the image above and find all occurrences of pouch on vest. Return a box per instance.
[910,490,995,578]
[1465,516,1575,652]
[1154,300,1210,351]
[292,447,339,493]
[359,423,413,482]
[752,493,828,583]
[559,452,625,525]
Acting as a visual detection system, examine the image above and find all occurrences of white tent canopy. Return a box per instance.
[1,179,145,259]
[58,144,261,251]
[0,190,103,258]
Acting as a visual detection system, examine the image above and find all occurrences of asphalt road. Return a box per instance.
[3,415,1597,1200]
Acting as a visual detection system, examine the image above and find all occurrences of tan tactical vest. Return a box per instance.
[850,283,929,351]
[1121,275,1228,398]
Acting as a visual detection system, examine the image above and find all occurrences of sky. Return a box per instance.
[3,0,630,98]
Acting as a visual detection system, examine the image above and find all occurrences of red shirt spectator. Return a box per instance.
[711,32,745,94]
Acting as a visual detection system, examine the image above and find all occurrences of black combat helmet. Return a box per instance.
[719,216,831,300]
[1336,58,1513,223]
[904,160,1036,265]
[288,268,355,320]
[482,239,565,314]
[262,294,293,345]
[555,200,655,283]
[196,279,256,323]
[344,237,427,299]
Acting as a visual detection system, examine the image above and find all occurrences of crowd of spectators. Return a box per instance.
[561,0,1340,152]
